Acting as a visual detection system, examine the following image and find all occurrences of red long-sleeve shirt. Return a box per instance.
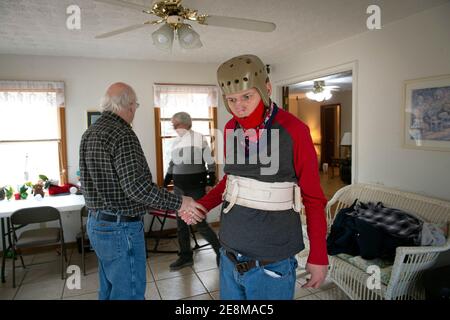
[197,105,328,265]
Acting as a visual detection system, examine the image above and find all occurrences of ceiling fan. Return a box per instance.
[305,80,339,102]
[94,0,276,50]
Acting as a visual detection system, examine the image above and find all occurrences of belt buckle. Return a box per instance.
[235,261,249,274]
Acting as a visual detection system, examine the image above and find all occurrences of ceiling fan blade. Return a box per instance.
[202,15,276,32]
[95,22,151,39]
[94,0,149,12]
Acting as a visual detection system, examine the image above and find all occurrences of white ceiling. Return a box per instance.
[289,71,353,94]
[0,0,448,64]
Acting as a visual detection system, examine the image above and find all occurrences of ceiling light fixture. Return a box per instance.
[151,22,202,50]
[306,80,333,102]
[177,24,202,49]
[151,23,174,50]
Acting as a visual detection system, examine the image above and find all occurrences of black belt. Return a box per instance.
[225,250,276,275]
[90,211,142,223]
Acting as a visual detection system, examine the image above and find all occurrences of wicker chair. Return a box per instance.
[325,183,450,300]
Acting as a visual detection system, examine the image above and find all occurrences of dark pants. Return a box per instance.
[174,186,221,259]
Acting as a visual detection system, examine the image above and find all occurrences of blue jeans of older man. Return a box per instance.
[87,211,146,300]
[219,248,298,300]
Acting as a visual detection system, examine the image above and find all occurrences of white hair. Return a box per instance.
[172,112,192,129]
[100,86,136,113]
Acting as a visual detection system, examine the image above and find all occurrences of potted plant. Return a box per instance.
[4,186,14,200]
[16,182,32,200]
[32,181,45,198]
[0,186,5,201]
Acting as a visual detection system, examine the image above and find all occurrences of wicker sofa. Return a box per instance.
[324,183,450,300]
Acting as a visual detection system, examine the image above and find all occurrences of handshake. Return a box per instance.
[178,196,207,225]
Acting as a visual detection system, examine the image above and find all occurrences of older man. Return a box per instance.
[79,82,205,300]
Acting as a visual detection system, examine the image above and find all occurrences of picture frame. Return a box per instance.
[87,111,101,128]
[403,74,450,152]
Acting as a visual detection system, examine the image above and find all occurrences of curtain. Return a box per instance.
[153,84,219,118]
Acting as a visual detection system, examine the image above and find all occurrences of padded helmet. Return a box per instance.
[217,54,270,113]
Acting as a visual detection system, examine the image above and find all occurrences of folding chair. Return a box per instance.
[9,206,67,288]
[146,208,209,254]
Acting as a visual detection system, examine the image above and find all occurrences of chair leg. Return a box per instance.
[12,247,16,288]
[11,228,26,269]
[61,242,65,280]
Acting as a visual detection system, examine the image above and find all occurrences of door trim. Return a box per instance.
[273,60,358,184]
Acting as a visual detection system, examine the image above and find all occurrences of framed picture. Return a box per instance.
[87,111,101,128]
[403,74,450,151]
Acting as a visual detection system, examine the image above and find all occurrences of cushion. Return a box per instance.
[336,253,393,285]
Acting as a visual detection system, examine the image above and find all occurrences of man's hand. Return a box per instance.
[301,263,328,289]
[205,186,213,193]
[179,196,207,225]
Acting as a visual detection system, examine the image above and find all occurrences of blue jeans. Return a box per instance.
[219,248,298,300]
[87,211,146,300]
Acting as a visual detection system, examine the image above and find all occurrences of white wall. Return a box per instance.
[273,3,450,201]
[0,55,230,242]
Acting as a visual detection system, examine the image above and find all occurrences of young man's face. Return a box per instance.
[224,82,272,118]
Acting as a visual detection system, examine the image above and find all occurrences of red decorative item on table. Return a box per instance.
[48,183,77,195]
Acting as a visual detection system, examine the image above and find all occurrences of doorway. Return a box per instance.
[320,103,341,169]
[282,70,354,195]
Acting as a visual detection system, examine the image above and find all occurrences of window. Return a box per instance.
[0,81,68,189]
[153,84,219,186]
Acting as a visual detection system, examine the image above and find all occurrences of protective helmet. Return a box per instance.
[217,54,270,113]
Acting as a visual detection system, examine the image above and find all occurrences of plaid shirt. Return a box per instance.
[79,111,182,216]
[353,201,422,242]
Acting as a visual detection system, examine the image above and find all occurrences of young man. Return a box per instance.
[80,82,205,300]
[164,112,221,270]
[180,55,328,300]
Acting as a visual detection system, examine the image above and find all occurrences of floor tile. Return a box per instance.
[297,293,321,300]
[210,290,220,300]
[15,278,65,300]
[182,293,212,300]
[145,281,161,300]
[315,287,350,300]
[294,281,313,299]
[196,268,220,292]
[63,272,98,298]
[21,261,65,285]
[156,273,207,300]
[63,292,98,300]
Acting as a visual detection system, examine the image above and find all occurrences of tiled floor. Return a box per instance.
[1,235,349,300]
[0,176,348,300]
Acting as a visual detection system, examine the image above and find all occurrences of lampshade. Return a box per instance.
[340,132,352,146]
[151,23,174,51]
[177,24,202,49]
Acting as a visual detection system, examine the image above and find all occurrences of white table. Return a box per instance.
[0,194,85,282]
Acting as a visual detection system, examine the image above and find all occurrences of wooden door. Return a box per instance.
[320,104,341,168]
